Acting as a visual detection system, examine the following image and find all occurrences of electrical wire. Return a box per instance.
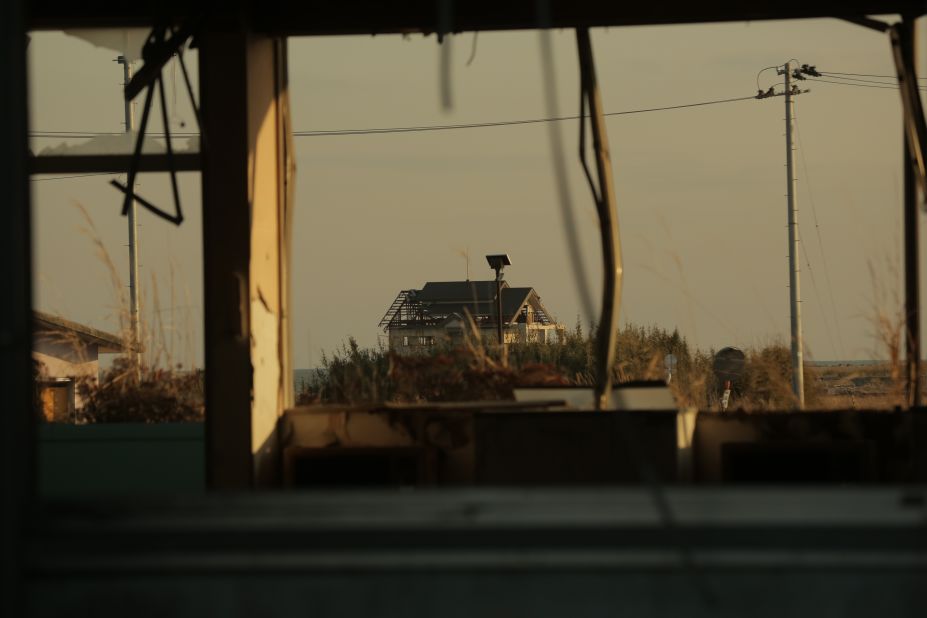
[797,224,839,360]
[792,100,846,358]
[538,27,595,326]
[293,96,759,136]
[821,70,927,80]
[817,74,899,87]
[465,32,479,66]
[757,65,780,92]
[807,77,923,91]
[30,172,118,182]
[29,94,759,142]
[29,130,198,138]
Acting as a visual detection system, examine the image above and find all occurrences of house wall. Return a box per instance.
[388,323,561,351]
[33,340,100,412]
[388,325,453,351]
[514,323,562,344]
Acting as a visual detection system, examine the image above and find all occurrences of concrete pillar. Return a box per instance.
[200,32,294,488]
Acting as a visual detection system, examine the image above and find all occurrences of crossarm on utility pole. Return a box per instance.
[576,28,622,410]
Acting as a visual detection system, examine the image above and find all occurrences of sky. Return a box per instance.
[27,17,927,368]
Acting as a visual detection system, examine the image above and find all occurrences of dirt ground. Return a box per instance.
[809,362,923,409]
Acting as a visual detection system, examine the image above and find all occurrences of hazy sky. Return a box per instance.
[28,17,927,368]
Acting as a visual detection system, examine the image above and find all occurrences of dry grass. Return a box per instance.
[76,357,203,423]
[302,313,918,411]
[36,204,205,423]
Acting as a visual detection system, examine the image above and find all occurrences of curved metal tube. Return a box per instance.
[576,28,623,410]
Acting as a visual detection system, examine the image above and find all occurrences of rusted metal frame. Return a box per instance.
[109,25,204,226]
[905,140,923,408]
[28,153,201,174]
[25,2,927,33]
[843,14,925,408]
[893,19,923,408]
[839,15,891,33]
[576,28,622,411]
[110,71,187,225]
[891,22,927,207]
[1,0,32,613]
[200,30,255,488]
[124,22,196,101]
[890,19,924,408]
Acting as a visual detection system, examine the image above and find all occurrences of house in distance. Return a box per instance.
[32,311,125,421]
[379,280,563,351]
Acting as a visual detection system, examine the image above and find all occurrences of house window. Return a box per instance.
[402,336,410,346]
[419,336,435,346]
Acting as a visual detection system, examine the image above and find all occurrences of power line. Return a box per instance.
[29,130,198,138]
[792,100,846,358]
[30,172,118,182]
[821,70,927,80]
[807,77,923,91]
[796,224,839,360]
[294,96,759,136]
[817,74,899,87]
[29,94,758,142]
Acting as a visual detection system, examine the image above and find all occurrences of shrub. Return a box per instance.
[76,357,204,423]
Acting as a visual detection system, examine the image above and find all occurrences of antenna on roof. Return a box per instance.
[457,247,471,281]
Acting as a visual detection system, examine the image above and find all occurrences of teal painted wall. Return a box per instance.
[39,423,205,497]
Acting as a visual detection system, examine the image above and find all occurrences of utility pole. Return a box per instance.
[783,61,805,407]
[117,55,141,377]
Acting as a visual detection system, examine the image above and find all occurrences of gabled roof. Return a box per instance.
[33,311,126,353]
[414,281,508,303]
[382,281,554,329]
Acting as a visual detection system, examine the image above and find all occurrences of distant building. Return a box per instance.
[33,311,125,421]
[379,281,563,351]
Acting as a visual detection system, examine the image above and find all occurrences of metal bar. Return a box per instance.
[1,0,33,614]
[839,15,891,32]
[890,23,927,205]
[899,19,922,408]
[784,62,805,408]
[24,2,927,34]
[28,153,201,174]
[157,73,185,225]
[576,28,622,410]
[904,130,921,407]
[496,276,504,346]
[124,23,196,102]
